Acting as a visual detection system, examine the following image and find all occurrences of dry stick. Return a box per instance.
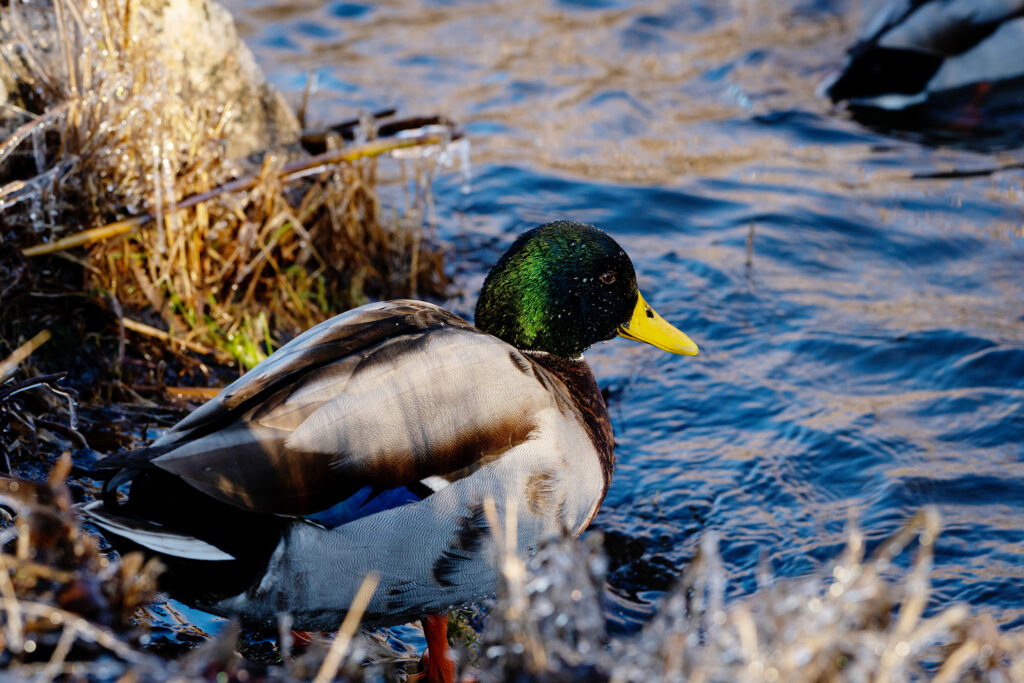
[22,214,148,258]
[0,554,24,654]
[54,0,78,102]
[0,554,75,583]
[21,134,445,258]
[0,103,71,175]
[313,573,381,683]
[933,640,981,683]
[15,600,147,664]
[6,0,58,93]
[120,318,230,362]
[0,164,69,211]
[0,330,52,381]
[38,622,78,683]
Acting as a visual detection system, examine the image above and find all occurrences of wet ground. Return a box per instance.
[215,0,1024,635]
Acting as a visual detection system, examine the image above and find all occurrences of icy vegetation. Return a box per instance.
[2,375,1024,681]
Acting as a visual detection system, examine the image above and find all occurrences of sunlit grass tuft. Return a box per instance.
[0,0,449,371]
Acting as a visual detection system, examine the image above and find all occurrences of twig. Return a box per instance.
[33,418,87,449]
[54,0,78,102]
[313,573,380,683]
[0,374,82,448]
[0,162,73,210]
[0,103,71,169]
[37,622,78,683]
[21,134,445,258]
[0,554,74,583]
[21,216,148,258]
[933,640,981,683]
[0,554,24,654]
[119,318,231,362]
[15,600,148,664]
[0,331,51,381]
[1,373,69,401]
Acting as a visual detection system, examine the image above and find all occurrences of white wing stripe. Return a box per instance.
[87,515,235,561]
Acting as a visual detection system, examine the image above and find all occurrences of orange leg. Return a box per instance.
[420,613,455,683]
[290,629,314,648]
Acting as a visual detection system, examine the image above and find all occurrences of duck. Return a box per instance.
[825,0,1024,110]
[83,220,699,683]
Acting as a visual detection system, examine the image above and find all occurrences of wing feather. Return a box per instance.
[155,301,469,445]
[127,301,555,515]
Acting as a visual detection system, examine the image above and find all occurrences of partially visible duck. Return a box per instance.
[84,221,699,683]
[825,0,1024,110]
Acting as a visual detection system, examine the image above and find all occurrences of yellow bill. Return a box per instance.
[617,291,699,355]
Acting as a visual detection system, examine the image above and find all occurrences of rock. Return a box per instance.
[0,0,299,160]
[137,0,300,158]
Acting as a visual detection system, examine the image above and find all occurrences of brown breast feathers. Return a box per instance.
[524,351,615,499]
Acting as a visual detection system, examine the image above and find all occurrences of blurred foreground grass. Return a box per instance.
[2,372,1024,682]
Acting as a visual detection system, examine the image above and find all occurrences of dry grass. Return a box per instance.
[471,506,1024,683]
[0,0,449,371]
[606,511,1024,682]
[2,380,1024,681]
[0,455,164,677]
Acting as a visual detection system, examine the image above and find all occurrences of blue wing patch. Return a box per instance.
[305,484,429,528]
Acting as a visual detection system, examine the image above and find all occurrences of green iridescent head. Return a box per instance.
[474,221,636,358]
[476,221,700,359]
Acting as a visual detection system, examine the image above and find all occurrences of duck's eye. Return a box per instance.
[599,272,616,285]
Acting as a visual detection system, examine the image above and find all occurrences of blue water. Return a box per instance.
[434,163,1024,632]
[220,0,1024,635]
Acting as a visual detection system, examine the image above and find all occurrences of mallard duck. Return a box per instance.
[84,220,698,682]
[825,0,1024,109]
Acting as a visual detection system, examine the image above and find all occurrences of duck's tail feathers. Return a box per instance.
[91,445,175,508]
[80,501,235,561]
[91,444,175,472]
